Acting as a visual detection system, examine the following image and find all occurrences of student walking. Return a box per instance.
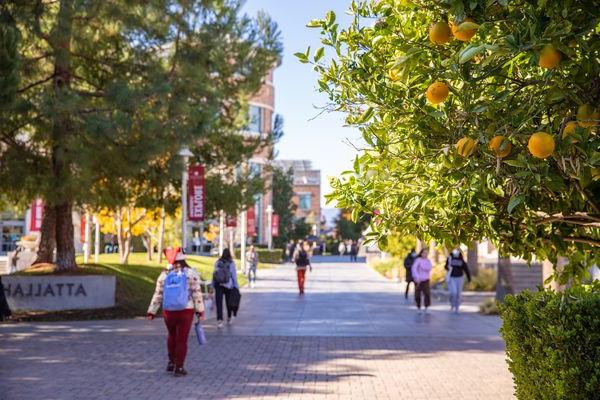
[293,241,312,295]
[245,245,259,288]
[403,249,417,300]
[445,248,472,314]
[411,249,432,314]
[285,240,295,263]
[350,240,358,262]
[212,248,239,328]
[147,248,205,377]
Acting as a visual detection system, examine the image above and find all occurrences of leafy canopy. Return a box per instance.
[302,0,600,282]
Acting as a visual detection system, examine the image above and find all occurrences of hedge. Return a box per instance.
[256,249,283,264]
[499,282,600,400]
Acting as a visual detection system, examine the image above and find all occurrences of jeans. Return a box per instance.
[447,276,464,309]
[247,265,257,283]
[215,285,234,321]
[296,268,306,293]
[415,280,431,309]
[163,309,194,368]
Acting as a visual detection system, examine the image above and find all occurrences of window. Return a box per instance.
[249,162,262,178]
[299,194,312,210]
[248,105,262,133]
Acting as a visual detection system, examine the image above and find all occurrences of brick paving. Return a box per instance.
[0,261,514,400]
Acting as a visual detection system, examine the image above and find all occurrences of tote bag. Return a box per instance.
[194,321,207,346]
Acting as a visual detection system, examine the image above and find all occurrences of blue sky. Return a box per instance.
[243,0,361,207]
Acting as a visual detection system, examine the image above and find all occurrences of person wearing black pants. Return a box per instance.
[212,248,239,328]
[403,249,417,300]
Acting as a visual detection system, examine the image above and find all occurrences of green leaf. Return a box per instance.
[507,195,524,214]
[314,47,325,62]
[295,52,309,64]
[357,107,374,124]
[306,19,323,28]
[504,159,526,168]
[459,45,485,64]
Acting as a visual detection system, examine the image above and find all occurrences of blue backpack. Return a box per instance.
[162,270,188,311]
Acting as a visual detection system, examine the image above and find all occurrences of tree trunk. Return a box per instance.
[467,241,479,276]
[120,237,131,265]
[34,205,56,265]
[144,233,153,261]
[50,0,76,271]
[496,254,514,301]
[54,203,77,271]
[157,208,166,264]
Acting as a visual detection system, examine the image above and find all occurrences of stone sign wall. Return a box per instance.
[3,275,116,311]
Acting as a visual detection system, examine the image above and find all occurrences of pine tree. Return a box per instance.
[0,1,281,270]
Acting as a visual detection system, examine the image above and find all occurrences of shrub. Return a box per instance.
[465,268,497,291]
[478,297,498,315]
[371,259,404,280]
[499,282,600,400]
[256,249,283,264]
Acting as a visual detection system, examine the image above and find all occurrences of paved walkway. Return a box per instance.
[0,261,514,400]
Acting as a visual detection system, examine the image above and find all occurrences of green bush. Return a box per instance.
[256,248,283,264]
[465,268,497,291]
[499,282,600,400]
[371,259,403,279]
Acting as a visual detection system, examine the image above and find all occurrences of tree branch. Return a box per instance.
[17,74,56,93]
[563,237,600,247]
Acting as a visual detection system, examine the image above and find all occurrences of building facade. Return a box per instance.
[273,160,321,235]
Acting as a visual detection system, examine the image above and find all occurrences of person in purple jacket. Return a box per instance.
[411,249,433,314]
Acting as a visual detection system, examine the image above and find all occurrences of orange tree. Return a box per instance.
[300,0,600,282]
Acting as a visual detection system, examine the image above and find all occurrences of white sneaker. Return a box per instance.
[227,317,235,325]
[217,321,223,329]
[417,309,423,315]
[424,308,430,315]
[250,282,255,289]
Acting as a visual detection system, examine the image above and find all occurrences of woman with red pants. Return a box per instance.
[147,249,204,377]
[293,241,312,294]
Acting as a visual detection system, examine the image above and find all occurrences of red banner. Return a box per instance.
[80,215,86,243]
[188,165,205,222]
[226,214,237,228]
[247,207,256,237]
[29,199,44,232]
[272,214,279,237]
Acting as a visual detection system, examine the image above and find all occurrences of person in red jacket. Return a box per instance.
[147,249,205,377]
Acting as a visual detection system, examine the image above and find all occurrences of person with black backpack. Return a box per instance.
[403,249,417,300]
[147,248,205,377]
[293,241,312,295]
[212,248,239,328]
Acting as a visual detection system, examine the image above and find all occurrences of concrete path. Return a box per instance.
[0,261,514,400]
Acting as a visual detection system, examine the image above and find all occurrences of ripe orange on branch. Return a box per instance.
[426,81,449,104]
[456,137,477,157]
[538,45,561,69]
[489,135,512,158]
[429,22,451,44]
[451,18,478,42]
[528,132,555,159]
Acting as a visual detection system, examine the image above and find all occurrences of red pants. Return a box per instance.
[297,269,306,294]
[163,309,194,368]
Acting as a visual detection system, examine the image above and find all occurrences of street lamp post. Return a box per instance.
[179,147,194,252]
[218,210,225,256]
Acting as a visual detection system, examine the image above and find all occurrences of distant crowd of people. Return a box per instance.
[403,247,471,314]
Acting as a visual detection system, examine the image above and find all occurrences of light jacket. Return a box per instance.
[411,257,433,283]
[147,266,205,315]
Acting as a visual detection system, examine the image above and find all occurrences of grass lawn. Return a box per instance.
[11,253,276,322]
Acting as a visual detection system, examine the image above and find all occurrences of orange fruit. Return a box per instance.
[429,22,451,45]
[451,18,478,42]
[576,103,599,128]
[456,137,477,157]
[489,135,512,158]
[426,81,449,104]
[538,45,561,69]
[528,132,555,159]
[562,121,579,139]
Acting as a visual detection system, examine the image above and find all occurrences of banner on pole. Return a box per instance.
[247,207,257,237]
[226,214,237,228]
[188,165,205,222]
[29,199,44,232]
[80,215,86,243]
[271,214,279,237]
